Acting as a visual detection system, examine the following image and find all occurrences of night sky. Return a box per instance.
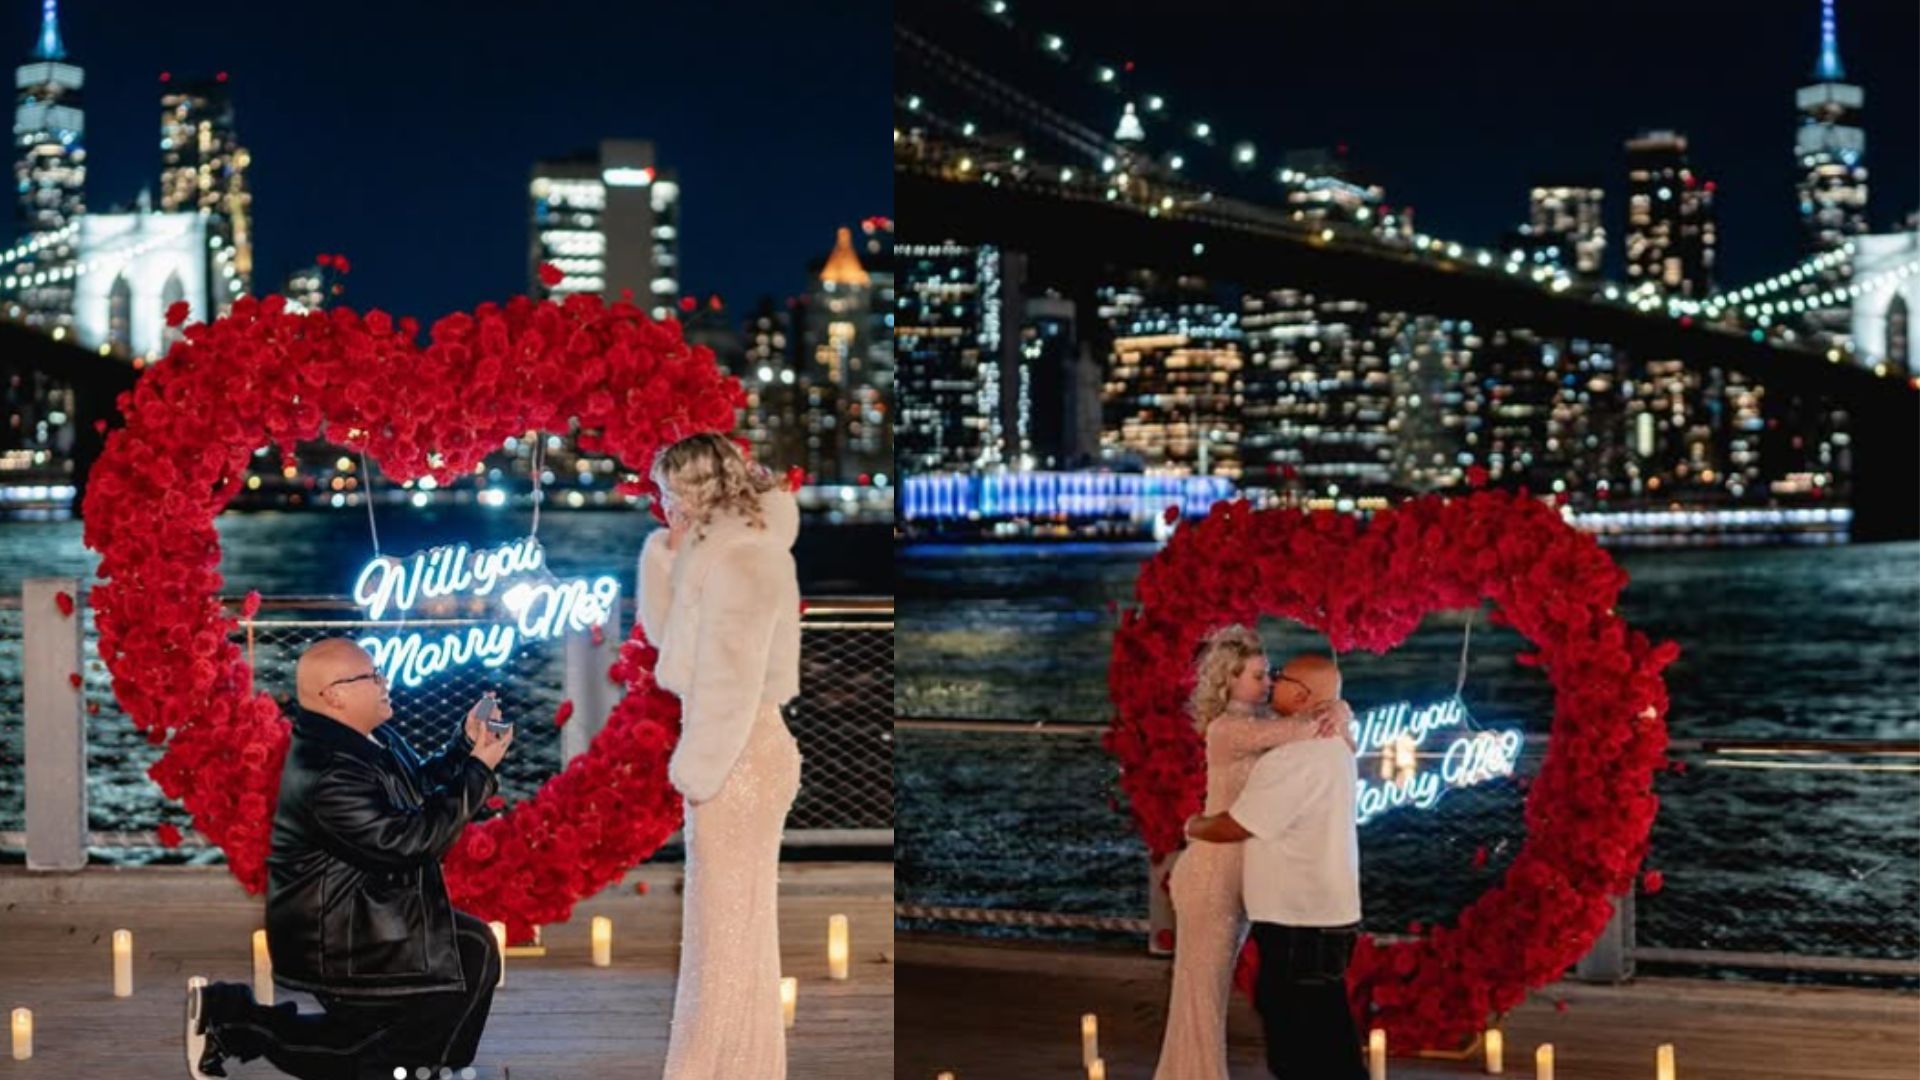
[15,0,891,326]
[907,0,1917,289]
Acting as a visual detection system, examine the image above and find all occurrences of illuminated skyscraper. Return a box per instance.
[737,295,807,470]
[528,138,680,320]
[283,264,325,313]
[159,72,252,314]
[1102,277,1243,478]
[1525,183,1606,279]
[1239,287,1391,495]
[12,0,84,333]
[1793,0,1869,337]
[1624,131,1716,299]
[808,227,888,480]
[1795,0,1868,278]
[1379,312,1481,493]
[896,241,1021,475]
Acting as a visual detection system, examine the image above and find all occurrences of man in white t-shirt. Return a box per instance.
[1185,653,1365,1079]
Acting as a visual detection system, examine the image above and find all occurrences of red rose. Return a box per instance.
[1466,464,1489,488]
[786,465,805,492]
[333,255,351,274]
[553,700,575,728]
[156,823,183,848]
[634,880,650,895]
[241,590,262,619]
[165,301,191,328]
[485,795,506,810]
[54,591,74,616]
[1162,504,1180,525]
[537,262,564,287]
[68,672,82,689]
[1641,870,1664,895]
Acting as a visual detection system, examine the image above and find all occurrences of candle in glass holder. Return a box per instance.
[112,928,133,997]
[252,929,274,1005]
[1087,1059,1106,1080]
[489,922,508,987]
[1081,1013,1099,1068]
[1369,1028,1386,1080]
[827,914,849,980]
[780,976,797,1028]
[591,916,613,968]
[1657,1044,1675,1080]
[937,1074,955,1080]
[1485,1027,1503,1073]
[1535,1043,1553,1080]
[10,1008,29,1061]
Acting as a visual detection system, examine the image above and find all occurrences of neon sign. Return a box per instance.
[1349,698,1525,825]
[350,538,619,688]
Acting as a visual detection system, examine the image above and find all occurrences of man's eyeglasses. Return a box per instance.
[326,671,386,689]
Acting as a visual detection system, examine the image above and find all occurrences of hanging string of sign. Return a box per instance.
[359,447,381,558]
[1350,607,1526,825]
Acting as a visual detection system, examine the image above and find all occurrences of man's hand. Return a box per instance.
[463,700,492,747]
[471,716,514,772]
[1186,812,1254,844]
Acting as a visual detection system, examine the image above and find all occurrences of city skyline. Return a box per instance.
[6,0,891,327]
[913,0,1917,291]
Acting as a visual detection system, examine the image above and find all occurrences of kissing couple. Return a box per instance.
[1153,625,1368,1080]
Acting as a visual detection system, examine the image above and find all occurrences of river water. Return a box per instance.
[0,508,888,860]
[896,540,1920,979]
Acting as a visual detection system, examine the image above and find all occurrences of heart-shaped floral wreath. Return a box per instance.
[1106,490,1678,1048]
[83,288,742,941]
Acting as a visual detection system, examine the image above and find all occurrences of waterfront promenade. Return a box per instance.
[898,934,1920,1080]
[0,862,892,1078]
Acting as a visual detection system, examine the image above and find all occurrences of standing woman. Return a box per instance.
[1153,625,1349,1080]
[638,433,805,1079]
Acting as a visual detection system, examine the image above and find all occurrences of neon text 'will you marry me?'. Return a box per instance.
[350,537,620,687]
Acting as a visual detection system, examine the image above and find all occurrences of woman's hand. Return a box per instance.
[1308,699,1357,752]
[665,507,690,552]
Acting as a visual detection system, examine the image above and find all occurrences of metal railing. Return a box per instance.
[893,716,1920,984]
[0,589,893,860]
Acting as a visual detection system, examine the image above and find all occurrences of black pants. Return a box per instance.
[210,910,500,1080]
[1249,921,1367,1080]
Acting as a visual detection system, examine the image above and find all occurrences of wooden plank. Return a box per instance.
[0,864,892,1078]
[897,934,1920,1080]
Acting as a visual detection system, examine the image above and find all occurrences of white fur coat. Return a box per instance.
[638,489,802,803]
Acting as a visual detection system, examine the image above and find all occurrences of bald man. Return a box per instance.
[1185,654,1365,1080]
[187,638,512,1080]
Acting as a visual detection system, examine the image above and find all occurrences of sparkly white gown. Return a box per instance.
[1154,704,1318,1080]
[662,703,802,1079]
[638,490,805,1080]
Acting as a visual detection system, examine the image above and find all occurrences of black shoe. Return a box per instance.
[185,982,229,1078]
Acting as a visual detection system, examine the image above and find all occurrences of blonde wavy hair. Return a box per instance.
[651,432,781,538]
[1188,624,1267,734]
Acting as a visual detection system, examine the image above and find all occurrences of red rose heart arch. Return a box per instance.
[83,290,743,941]
[1105,492,1678,1049]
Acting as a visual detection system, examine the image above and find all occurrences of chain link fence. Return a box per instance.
[894,721,1920,986]
[0,593,893,861]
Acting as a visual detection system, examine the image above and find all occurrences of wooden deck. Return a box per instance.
[898,934,1920,1080]
[0,862,892,1079]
